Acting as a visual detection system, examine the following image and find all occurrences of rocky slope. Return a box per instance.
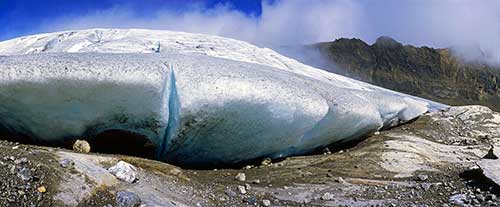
[2,105,500,206]
[294,37,500,111]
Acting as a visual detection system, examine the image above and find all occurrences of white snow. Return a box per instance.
[0,29,447,166]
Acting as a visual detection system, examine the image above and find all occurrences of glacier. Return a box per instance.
[0,29,447,166]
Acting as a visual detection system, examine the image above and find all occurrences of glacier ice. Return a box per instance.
[0,29,447,166]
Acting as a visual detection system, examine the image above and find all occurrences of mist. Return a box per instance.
[33,0,500,66]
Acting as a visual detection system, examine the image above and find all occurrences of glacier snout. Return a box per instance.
[0,53,440,166]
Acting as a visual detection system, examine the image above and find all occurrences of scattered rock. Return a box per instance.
[416,174,429,181]
[262,199,271,206]
[235,172,246,182]
[59,158,75,169]
[335,177,346,184]
[243,196,257,205]
[108,161,138,183]
[116,191,141,207]
[72,140,91,153]
[261,158,272,166]
[250,179,261,184]
[237,185,247,194]
[14,157,28,164]
[37,186,46,193]
[321,192,334,200]
[483,145,498,159]
[224,189,237,197]
[17,167,32,181]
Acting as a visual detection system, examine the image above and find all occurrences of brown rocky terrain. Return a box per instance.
[288,37,500,111]
[1,105,500,206]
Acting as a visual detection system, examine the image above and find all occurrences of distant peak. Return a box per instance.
[374,36,402,47]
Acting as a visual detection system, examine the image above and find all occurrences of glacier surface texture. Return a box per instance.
[0,29,447,166]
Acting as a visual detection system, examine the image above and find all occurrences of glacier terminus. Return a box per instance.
[0,29,447,166]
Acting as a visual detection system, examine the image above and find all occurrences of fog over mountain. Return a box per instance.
[27,0,500,66]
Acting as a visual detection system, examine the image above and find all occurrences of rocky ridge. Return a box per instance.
[292,37,500,111]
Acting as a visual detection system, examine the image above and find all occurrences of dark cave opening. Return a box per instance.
[87,129,157,159]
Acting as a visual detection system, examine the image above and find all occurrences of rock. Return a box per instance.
[14,157,28,164]
[243,196,257,205]
[116,191,141,207]
[416,174,429,181]
[449,194,467,206]
[237,185,247,194]
[262,199,271,206]
[261,158,272,166]
[321,192,334,200]
[487,194,496,200]
[235,173,246,182]
[250,179,261,184]
[108,161,138,183]
[37,186,46,193]
[17,167,32,181]
[335,177,346,184]
[59,158,75,169]
[483,146,498,159]
[224,189,237,197]
[72,140,91,153]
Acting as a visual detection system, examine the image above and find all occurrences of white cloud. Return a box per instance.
[36,0,500,65]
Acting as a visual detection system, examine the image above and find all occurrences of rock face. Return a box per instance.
[295,37,500,111]
[0,105,498,206]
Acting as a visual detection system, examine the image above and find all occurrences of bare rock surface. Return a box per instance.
[0,105,499,206]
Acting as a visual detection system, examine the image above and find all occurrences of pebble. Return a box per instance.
[416,174,429,181]
[237,185,247,194]
[37,186,46,193]
[72,140,91,153]
[261,158,272,166]
[321,192,334,200]
[59,158,75,169]
[17,167,33,181]
[14,157,28,164]
[224,189,237,197]
[116,191,141,207]
[262,199,271,206]
[235,172,246,182]
[108,161,138,183]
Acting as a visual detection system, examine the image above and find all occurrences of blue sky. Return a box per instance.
[0,0,265,40]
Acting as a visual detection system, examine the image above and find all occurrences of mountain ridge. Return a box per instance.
[306,37,500,111]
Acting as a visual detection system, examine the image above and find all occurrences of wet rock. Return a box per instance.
[116,191,141,207]
[235,173,246,182]
[108,161,137,183]
[72,140,91,153]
